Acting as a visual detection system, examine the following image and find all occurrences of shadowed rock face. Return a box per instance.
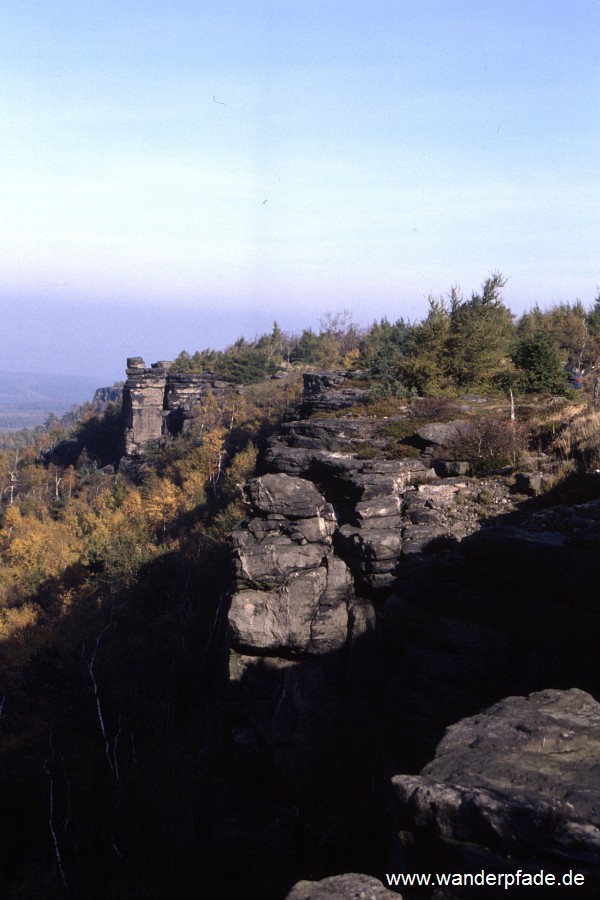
[226,470,381,884]
[390,689,600,897]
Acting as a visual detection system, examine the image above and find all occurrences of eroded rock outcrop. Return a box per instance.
[301,371,370,414]
[229,473,361,655]
[390,689,600,896]
[228,471,378,791]
[121,357,231,457]
[264,422,445,590]
[226,469,381,887]
[122,358,172,456]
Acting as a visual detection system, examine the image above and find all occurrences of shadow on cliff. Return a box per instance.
[382,486,600,774]
[218,481,600,898]
[1,482,599,899]
[218,631,389,899]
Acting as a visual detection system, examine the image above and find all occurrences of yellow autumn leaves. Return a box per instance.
[0,425,258,635]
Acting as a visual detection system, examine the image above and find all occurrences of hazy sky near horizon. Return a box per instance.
[2,0,599,380]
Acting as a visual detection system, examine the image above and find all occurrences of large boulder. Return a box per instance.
[228,560,353,655]
[230,529,328,585]
[245,473,334,520]
[286,873,400,899]
[263,442,323,476]
[417,419,472,447]
[390,689,600,895]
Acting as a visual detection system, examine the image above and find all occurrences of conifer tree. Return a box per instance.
[445,274,515,389]
[512,330,566,393]
[400,295,452,394]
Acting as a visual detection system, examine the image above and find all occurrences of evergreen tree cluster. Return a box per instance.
[170,276,600,396]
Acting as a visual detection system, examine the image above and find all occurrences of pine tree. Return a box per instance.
[445,274,515,389]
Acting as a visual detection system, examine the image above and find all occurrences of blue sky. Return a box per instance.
[1,0,599,381]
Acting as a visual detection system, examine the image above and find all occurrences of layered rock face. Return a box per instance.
[300,370,370,414]
[224,373,488,889]
[229,473,360,656]
[121,357,229,456]
[224,467,384,896]
[122,358,172,456]
[228,472,376,784]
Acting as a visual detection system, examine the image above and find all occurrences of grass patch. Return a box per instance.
[382,443,421,459]
[549,407,600,474]
[354,444,382,460]
[410,396,463,419]
[320,397,410,418]
[537,472,600,506]
[378,419,421,440]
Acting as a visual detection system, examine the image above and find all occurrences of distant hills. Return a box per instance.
[0,370,107,432]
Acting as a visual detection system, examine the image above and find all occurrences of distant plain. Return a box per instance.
[0,371,103,431]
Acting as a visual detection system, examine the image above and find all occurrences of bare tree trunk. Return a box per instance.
[43,750,69,893]
[84,614,120,781]
[7,450,19,505]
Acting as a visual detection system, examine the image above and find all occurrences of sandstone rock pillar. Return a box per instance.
[122,358,171,456]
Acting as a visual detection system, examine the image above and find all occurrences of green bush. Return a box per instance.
[511,331,566,394]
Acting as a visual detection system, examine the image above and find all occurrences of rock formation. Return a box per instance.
[228,471,377,787]
[70,364,599,894]
[121,357,230,456]
[121,358,172,456]
[300,370,370,414]
[92,385,122,407]
[229,473,358,656]
[221,370,600,897]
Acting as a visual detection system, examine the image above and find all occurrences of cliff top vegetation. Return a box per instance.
[171,274,600,397]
